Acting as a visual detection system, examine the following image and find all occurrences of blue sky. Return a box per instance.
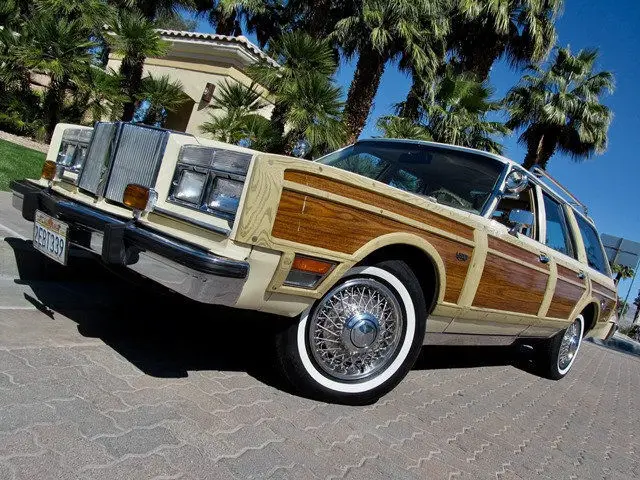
[193,1,640,299]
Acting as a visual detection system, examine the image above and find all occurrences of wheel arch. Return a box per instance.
[352,232,445,312]
[578,301,599,336]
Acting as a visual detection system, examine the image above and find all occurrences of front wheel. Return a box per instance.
[536,314,585,380]
[275,260,427,405]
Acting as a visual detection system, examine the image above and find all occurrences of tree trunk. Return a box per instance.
[215,9,241,37]
[455,25,505,81]
[522,132,556,170]
[343,48,386,145]
[400,75,424,122]
[43,81,64,143]
[120,56,145,122]
[269,100,287,153]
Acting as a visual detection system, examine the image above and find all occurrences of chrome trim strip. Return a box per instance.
[424,333,517,346]
[153,207,231,237]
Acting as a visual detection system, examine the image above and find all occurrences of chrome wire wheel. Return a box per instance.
[308,278,405,382]
[557,317,583,373]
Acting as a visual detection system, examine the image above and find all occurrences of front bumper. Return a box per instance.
[11,180,249,306]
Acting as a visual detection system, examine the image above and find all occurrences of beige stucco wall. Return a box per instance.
[106,55,274,136]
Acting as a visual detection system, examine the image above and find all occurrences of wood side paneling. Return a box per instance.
[473,253,549,315]
[272,190,471,303]
[547,279,585,319]
[284,171,474,240]
[557,264,583,283]
[592,292,616,320]
[488,236,548,269]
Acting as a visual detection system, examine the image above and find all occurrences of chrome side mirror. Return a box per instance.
[508,209,534,236]
[503,170,529,198]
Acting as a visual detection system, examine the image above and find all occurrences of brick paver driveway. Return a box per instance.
[1,193,639,479]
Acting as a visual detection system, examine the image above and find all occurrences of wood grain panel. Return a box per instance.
[592,292,616,320]
[272,190,471,303]
[557,264,582,283]
[284,171,474,240]
[488,236,547,269]
[473,253,549,315]
[546,279,585,319]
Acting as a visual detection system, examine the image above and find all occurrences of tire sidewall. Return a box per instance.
[289,263,426,402]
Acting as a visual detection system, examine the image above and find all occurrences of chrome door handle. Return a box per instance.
[577,271,586,280]
[538,253,550,264]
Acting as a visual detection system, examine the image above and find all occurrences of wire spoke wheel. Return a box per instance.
[558,318,582,371]
[308,278,404,382]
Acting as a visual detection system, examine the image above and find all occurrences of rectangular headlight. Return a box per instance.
[56,128,93,176]
[168,145,253,221]
[174,170,207,204]
[207,177,243,214]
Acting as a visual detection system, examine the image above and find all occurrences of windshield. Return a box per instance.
[316,141,505,214]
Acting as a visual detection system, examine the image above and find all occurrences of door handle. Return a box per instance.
[577,271,586,280]
[538,253,550,264]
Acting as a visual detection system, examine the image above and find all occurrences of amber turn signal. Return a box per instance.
[292,255,334,275]
[41,160,57,181]
[123,184,151,211]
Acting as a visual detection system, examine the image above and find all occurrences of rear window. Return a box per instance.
[575,214,611,275]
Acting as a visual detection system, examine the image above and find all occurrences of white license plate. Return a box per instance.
[33,210,69,265]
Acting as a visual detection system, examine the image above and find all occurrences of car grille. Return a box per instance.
[78,122,169,203]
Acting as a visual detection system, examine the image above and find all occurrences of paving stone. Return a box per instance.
[94,426,180,457]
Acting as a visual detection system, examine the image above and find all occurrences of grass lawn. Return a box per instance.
[0,139,46,191]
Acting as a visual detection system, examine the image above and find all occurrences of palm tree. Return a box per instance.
[333,0,438,144]
[612,264,634,286]
[200,81,269,143]
[379,70,508,154]
[139,74,190,126]
[449,0,563,80]
[376,116,432,141]
[10,13,95,141]
[108,10,170,121]
[505,47,614,170]
[248,31,339,149]
[279,73,345,157]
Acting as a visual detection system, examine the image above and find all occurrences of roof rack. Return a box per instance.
[529,166,590,218]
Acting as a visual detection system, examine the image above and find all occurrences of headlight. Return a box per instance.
[168,145,252,221]
[174,170,207,204]
[56,128,93,177]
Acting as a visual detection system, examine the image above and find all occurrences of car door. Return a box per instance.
[448,179,552,336]
[527,191,589,336]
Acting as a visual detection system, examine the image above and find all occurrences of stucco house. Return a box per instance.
[107,29,277,134]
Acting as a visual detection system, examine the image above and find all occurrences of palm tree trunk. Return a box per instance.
[344,48,386,145]
[400,75,423,122]
[523,133,556,170]
[215,9,241,36]
[44,80,64,143]
[120,56,145,122]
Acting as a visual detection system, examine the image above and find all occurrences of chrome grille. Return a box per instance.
[104,124,168,203]
[78,122,118,194]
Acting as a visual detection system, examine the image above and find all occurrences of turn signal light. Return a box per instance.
[123,184,152,211]
[41,160,57,181]
[292,256,334,275]
[284,255,336,289]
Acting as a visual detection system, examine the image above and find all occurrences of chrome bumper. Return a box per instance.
[10,180,249,306]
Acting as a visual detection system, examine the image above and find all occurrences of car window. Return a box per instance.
[317,141,504,214]
[543,193,576,258]
[575,214,611,275]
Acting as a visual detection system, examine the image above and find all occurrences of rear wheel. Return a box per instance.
[536,314,584,380]
[275,260,427,405]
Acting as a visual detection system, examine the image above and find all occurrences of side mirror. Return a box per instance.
[508,209,534,236]
[503,170,529,198]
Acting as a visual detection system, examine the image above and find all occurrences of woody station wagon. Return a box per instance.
[11,122,618,404]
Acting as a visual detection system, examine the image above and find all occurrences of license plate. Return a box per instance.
[33,210,69,265]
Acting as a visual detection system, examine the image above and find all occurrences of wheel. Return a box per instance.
[274,260,427,405]
[536,314,585,380]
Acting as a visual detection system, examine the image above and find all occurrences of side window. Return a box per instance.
[542,193,575,258]
[575,214,610,275]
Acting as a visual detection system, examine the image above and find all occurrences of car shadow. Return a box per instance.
[5,237,539,396]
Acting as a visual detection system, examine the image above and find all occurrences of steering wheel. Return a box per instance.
[430,188,469,208]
